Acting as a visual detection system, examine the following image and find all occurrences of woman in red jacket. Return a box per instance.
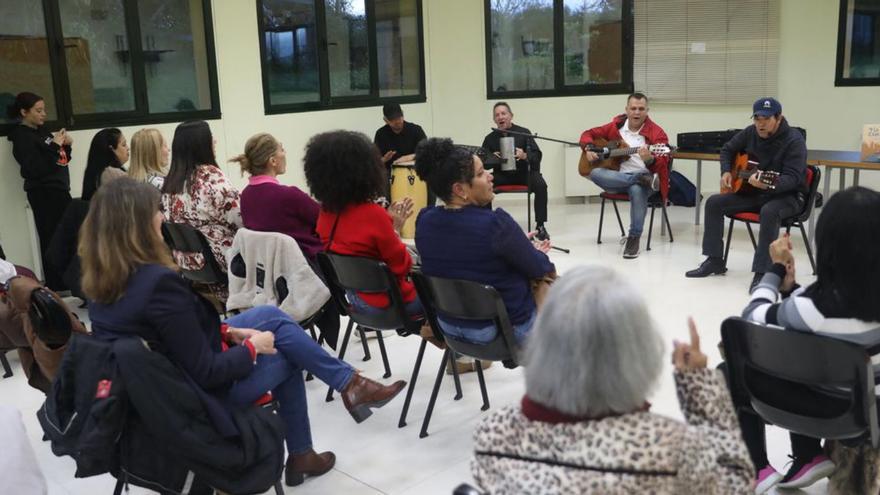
[303,131,421,318]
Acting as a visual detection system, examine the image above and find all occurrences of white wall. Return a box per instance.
[1,0,878,267]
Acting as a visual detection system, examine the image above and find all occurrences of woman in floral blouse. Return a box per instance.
[161,120,242,274]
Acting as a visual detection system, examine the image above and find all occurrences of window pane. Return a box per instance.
[58,0,136,114]
[489,0,554,92]
[0,1,58,123]
[137,0,214,113]
[840,0,880,79]
[375,0,421,97]
[563,0,624,85]
[325,0,370,98]
[262,0,320,106]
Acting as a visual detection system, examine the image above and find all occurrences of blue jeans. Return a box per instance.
[345,291,424,320]
[223,305,355,455]
[589,168,651,237]
[438,310,536,345]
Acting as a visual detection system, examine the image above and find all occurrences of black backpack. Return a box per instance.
[40,335,285,495]
[668,170,700,207]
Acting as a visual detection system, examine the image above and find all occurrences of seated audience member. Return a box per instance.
[49,168,126,300]
[128,127,169,190]
[303,131,420,319]
[81,128,128,201]
[81,178,406,487]
[161,120,242,273]
[414,138,554,348]
[737,186,880,493]
[471,265,753,494]
[234,132,341,347]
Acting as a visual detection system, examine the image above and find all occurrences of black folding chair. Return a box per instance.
[721,317,880,448]
[317,252,430,402]
[161,222,228,286]
[410,272,520,438]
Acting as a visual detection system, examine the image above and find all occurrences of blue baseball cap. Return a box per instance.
[753,97,782,117]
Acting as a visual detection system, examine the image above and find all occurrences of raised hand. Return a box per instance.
[672,317,708,371]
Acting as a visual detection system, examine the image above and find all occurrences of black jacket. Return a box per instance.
[40,334,285,495]
[481,124,543,173]
[7,124,71,192]
[719,118,807,195]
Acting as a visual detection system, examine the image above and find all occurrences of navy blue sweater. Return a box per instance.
[89,264,253,393]
[415,206,554,325]
[719,118,807,195]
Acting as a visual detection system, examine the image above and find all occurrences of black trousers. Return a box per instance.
[701,192,802,273]
[492,170,548,225]
[719,362,824,470]
[307,257,340,349]
[26,188,71,290]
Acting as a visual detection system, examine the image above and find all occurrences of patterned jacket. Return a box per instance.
[162,165,242,272]
[472,368,754,494]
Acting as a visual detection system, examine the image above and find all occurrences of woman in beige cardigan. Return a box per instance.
[472,265,754,494]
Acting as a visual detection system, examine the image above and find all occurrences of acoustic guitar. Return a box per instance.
[578,138,674,177]
[723,152,780,194]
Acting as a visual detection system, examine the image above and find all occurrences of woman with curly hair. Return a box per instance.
[303,130,419,318]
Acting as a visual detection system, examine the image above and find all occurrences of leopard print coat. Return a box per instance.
[472,368,754,494]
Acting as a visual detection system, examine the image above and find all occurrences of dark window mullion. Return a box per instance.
[552,0,564,91]
[621,0,634,93]
[366,0,379,98]
[201,0,222,113]
[483,0,495,96]
[44,0,74,127]
[415,0,426,100]
[123,0,149,115]
[315,0,331,106]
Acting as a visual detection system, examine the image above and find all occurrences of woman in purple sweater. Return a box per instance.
[234,133,340,347]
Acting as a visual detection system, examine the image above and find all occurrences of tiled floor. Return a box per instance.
[1,197,828,494]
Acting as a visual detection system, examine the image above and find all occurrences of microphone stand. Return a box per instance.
[492,127,570,254]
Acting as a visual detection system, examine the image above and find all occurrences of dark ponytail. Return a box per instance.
[414,138,475,203]
[6,92,43,121]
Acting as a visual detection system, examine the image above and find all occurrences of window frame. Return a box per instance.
[0,0,221,137]
[483,0,634,100]
[256,0,427,115]
[835,0,880,87]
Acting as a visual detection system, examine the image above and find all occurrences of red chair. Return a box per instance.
[722,165,820,274]
[493,184,532,230]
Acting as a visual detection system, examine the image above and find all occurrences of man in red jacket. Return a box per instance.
[579,93,670,259]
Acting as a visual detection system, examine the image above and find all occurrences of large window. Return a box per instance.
[0,0,220,135]
[484,0,633,99]
[836,0,880,86]
[258,0,426,113]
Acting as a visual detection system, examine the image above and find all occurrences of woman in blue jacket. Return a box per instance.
[79,177,406,487]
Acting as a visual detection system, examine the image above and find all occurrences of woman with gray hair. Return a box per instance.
[471,265,753,494]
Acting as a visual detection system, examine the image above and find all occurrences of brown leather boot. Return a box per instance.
[341,374,406,423]
[285,449,335,486]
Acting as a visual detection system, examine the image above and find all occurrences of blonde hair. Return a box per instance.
[229,133,280,176]
[79,177,176,303]
[129,128,166,182]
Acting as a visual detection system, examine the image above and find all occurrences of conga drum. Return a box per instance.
[390,162,427,239]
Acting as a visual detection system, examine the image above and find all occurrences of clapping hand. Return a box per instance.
[389,197,414,234]
[527,231,551,253]
[672,317,708,371]
[769,233,797,291]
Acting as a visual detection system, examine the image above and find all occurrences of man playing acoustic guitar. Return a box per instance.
[686,97,807,291]
[579,92,670,259]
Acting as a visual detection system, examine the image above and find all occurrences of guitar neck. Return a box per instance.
[607,146,640,158]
